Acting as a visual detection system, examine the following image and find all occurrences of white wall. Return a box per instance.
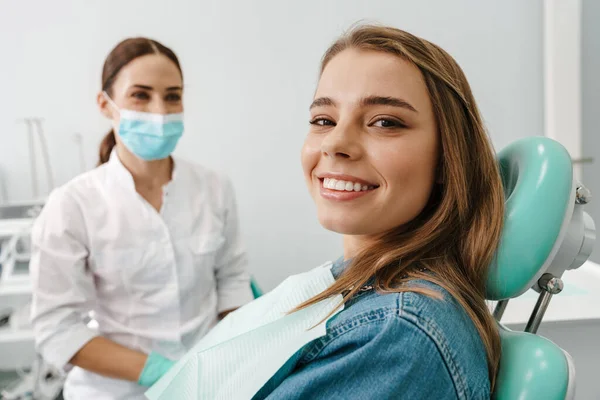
[544,0,582,181]
[582,0,600,265]
[0,0,544,289]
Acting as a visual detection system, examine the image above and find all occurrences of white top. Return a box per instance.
[29,151,254,399]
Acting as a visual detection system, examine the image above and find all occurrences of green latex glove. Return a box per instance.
[138,352,176,387]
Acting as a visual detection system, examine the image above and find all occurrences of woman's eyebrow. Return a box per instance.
[309,96,418,113]
[309,97,336,110]
[360,96,418,113]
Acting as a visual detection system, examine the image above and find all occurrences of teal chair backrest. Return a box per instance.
[487,137,573,300]
[488,137,577,400]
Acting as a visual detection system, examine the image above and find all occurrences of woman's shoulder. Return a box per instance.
[327,280,480,333]
[256,279,490,399]
[32,170,104,235]
[312,281,490,398]
[43,167,108,209]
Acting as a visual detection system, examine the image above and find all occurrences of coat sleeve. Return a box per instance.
[30,189,98,370]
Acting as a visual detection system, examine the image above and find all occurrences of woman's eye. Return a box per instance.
[132,91,150,100]
[309,118,335,126]
[166,93,182,102]
[372,118,406,129]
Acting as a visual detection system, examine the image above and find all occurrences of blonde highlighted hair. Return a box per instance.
[297,25,504,390]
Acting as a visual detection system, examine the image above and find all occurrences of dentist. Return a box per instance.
[29,37,254,399]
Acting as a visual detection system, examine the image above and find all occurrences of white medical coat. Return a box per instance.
[29,151,254,399]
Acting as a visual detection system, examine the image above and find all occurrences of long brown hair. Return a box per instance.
[297,25,504,390]
[98,38,182,166]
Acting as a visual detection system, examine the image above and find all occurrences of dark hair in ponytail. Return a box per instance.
[97,38,183,166]
[98,129,117,165]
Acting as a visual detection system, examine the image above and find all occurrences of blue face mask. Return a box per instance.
[104,93,184,161]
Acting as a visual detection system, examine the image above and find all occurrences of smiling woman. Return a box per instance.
[255,25,504,399]
[304,48,439,239]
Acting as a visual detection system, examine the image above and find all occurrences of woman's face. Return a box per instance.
[98,53,184,127]
[302,48,439,241]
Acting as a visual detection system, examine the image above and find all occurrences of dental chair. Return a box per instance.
[487,137,595,400]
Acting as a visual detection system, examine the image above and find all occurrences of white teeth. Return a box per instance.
[322,178,375,192]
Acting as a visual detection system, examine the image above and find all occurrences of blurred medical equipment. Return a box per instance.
[0,226,34,286]
[0,355,64,400]
[0,203,38,373]
[0,203,43,286]
[250,279,263,298]
[0,203,66,400]
[487,137,595,399]
[0,308,10,328]
[16,118,54,201]
[0,169,7,205]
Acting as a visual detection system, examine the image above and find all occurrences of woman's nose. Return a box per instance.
[321,124,362,160]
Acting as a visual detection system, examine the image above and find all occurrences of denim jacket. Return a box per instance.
[253,259,490,399]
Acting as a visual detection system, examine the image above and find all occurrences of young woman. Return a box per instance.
[252,25,504,399]
[29,38,254,399]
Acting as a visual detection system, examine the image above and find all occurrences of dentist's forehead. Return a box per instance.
[112,54,183,92]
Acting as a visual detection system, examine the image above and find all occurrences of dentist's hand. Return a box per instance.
[138,352,176,387]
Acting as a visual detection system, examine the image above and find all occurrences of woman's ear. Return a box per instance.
[97,92,114,120]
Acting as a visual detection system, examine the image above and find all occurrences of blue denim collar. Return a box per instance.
[332,256,376,290]
[332,256,429,288]
[331,256,351,279]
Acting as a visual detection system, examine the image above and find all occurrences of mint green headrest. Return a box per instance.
[486,137,573,300]
[494,325,571,399]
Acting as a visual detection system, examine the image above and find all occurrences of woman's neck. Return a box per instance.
[343,235,375,260]
[116,146,173,189]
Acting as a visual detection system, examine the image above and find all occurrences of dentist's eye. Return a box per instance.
[132,91,150,100]
[309,118,335,126]
[165,93,182,102]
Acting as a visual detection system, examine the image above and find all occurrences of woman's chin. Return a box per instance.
[318,213,371,235]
